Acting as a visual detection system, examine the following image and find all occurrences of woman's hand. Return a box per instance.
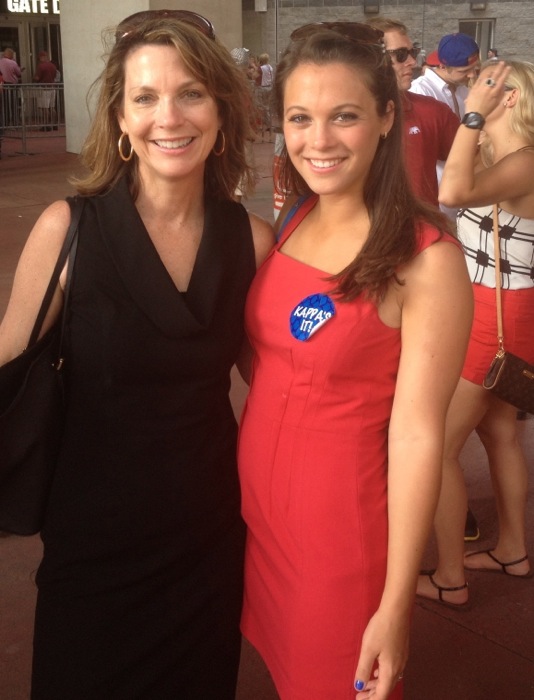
[464,61,511,119]
[354,608,409,699]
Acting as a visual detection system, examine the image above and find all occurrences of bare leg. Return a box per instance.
[417,378,488,604]
[465,396,531,576]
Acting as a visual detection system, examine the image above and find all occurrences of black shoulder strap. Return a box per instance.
[27,196,85,348]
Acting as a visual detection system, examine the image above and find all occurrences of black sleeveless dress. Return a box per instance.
[31,178,256,699]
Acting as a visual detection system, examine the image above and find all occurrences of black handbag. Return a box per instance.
[482,204,534,413]
[0,196,84,535]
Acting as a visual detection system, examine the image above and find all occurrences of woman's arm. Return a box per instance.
[355,239,473,699]
[439,62,534,208]
[248,211,275,269]
[235,212,274,384]
[0,200,71,365]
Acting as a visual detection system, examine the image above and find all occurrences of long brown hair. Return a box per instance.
[72,17,255,200]
[274,28,452,301]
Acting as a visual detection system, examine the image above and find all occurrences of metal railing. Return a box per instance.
[0,83,65,155]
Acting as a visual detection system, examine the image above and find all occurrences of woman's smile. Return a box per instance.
[153,136,195,150]
[307,157,345,170]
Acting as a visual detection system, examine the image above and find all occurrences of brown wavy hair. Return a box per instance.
[273,28,452,301]
[72,17,256,200]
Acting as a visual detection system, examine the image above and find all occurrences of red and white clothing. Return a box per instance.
[403,92,459,207]
[410,68,469,119]
[458,205,534,384]
[410,69,469,219]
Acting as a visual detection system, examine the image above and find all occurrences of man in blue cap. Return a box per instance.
[409,32,480,222]
[410,32,480,119]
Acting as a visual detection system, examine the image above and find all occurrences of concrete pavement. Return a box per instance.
[1,137,533,699]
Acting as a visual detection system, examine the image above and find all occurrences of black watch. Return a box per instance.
[461,112,486,130]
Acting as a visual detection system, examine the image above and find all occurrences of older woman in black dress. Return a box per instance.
[0,11,272,699]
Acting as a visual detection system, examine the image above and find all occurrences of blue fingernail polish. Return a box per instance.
[355,680,365,691]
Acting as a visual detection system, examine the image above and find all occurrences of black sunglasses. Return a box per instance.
[290,21,385,51]
[116,10,216,42]
[386,47,421,63]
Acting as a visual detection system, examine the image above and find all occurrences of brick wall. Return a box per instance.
[243,1,534,64]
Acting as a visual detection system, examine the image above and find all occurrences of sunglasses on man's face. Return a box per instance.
[290,21,385,50]
[115,9,216,42]
[386,47,421,63]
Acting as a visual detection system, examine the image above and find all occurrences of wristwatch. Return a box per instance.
[461,112,486,130]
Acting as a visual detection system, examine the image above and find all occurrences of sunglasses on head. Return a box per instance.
[386,47,421,63]
[290,21,385,50]
[116,9,216,43]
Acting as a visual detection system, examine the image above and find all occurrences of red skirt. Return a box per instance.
[462,283,534,385]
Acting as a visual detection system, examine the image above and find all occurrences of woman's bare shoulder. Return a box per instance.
[29,199,73,246]
[0,200,75,362]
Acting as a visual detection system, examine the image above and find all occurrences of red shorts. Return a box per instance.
[462,284,534,385]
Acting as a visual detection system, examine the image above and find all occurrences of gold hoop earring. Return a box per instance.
[118,132,134,162]
[213,130,226,157]
[381,132,388,140]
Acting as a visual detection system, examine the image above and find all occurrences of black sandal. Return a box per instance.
[417,570,469,609]
[464,549,532,578]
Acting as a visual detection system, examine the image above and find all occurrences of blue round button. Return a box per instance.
[289,293,336,341]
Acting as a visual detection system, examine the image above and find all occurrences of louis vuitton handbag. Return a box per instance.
[0,197,84,535]
[482,204,534,414]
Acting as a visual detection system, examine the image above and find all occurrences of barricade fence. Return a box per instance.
[0,83,65,155]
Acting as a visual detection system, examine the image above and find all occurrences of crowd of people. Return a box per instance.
[0,46,61,140]
[0,9,532,700]
[229,47,274,139]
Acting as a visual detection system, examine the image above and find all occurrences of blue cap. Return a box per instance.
[438,33,479,67]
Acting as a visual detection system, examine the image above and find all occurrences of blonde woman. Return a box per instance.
[418,60,534,608]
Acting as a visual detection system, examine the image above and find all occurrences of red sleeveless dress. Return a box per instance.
[239,195,456,699]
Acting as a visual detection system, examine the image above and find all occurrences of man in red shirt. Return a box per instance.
[34,50,58,130]
[34,50,57,83]
[367,17,460,209]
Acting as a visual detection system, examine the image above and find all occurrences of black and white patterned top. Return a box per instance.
[457,205,534,290]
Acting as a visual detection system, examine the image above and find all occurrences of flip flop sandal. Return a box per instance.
[417,570,470,610]
[464,550,533,578]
